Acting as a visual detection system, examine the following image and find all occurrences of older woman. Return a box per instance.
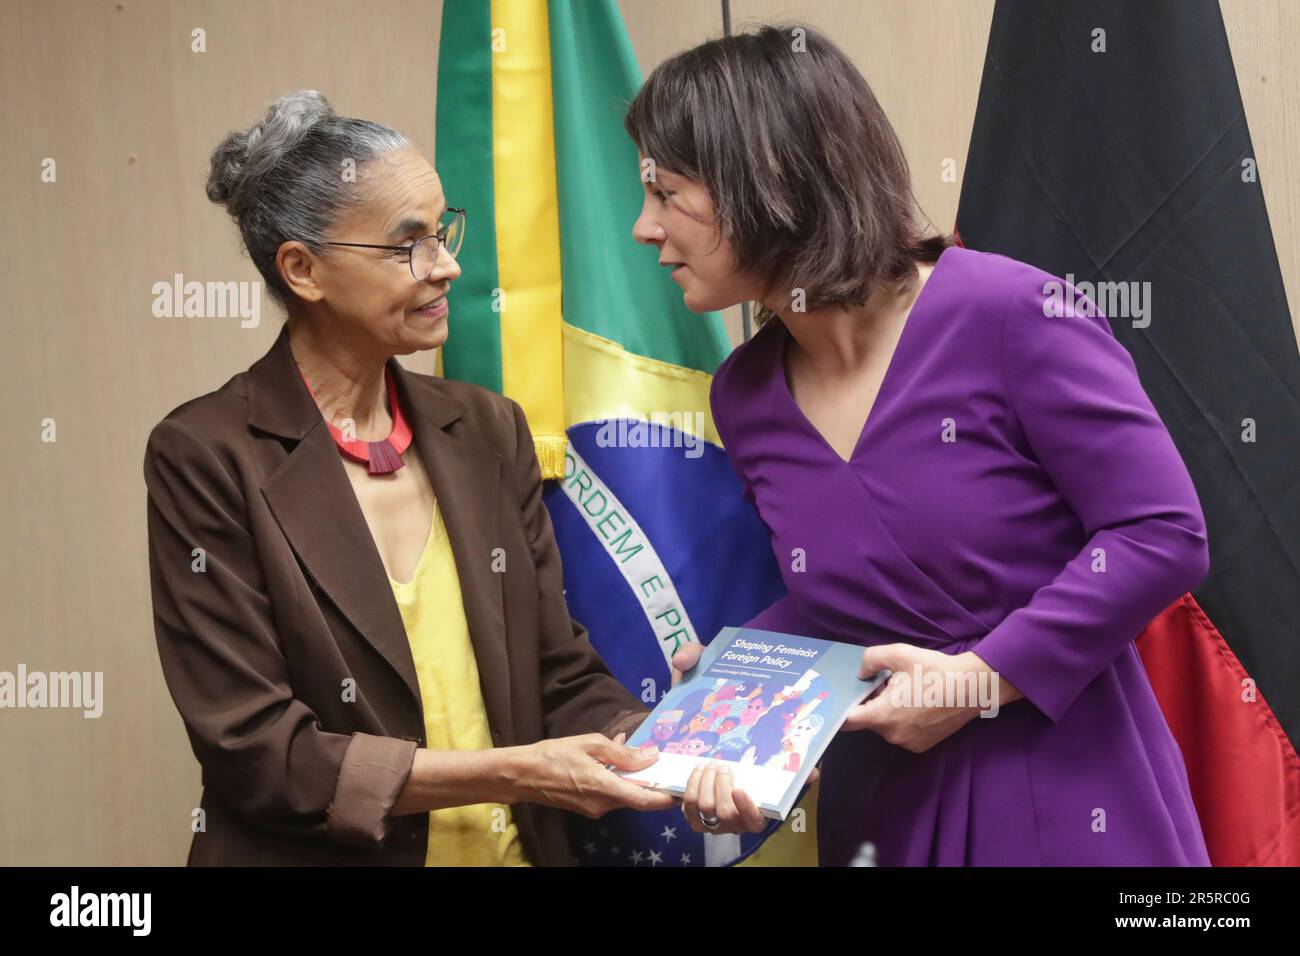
[144,91,679,866]
[639,27,1211,865]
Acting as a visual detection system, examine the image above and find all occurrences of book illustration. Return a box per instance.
[657,674,831,776]
[619,627,883,819]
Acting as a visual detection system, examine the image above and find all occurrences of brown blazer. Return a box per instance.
[143,323,649,866]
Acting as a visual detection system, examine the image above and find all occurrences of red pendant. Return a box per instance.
[296,363,412,476]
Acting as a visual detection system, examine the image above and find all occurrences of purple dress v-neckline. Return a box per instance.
[778,258,941,465]
[710,246,1211,866]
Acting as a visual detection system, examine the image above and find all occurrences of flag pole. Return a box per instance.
[721,0,753,343]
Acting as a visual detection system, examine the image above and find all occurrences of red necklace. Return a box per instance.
[296,363,412,476]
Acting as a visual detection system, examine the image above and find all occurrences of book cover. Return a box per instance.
[617,626,888,820]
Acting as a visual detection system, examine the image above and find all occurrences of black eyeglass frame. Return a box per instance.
[320,207,466,280]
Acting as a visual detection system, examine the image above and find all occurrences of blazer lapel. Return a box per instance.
[246,325,512,738]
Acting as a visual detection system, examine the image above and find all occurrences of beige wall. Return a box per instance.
[1,0,1295,865]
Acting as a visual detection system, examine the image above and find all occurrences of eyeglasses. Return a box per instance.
[321,207,466,281]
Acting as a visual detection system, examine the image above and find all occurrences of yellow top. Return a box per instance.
[387,501,530,867]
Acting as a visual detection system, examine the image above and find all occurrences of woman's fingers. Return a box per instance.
[592,735,658,771]
[679,762,765,835]
[527,734,681,816]
[844,667,910,732]
[607,775,677,811]
[696,763,719,827]
[732,785,768,833]
[715,767,766,833]
[598,749,769,833]
[682,764,703,831]
[604,744,776,831]
[587,736,678,811]
[841,699,884,732]
[670,642,705,686]
[713,766,747,830]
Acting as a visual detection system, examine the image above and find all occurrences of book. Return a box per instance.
[616,626,889,821]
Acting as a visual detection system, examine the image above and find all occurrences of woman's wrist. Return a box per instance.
[959,650,1024,709]
[393,743,535,815]
[495,743,536,805]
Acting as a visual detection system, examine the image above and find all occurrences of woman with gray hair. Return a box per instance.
[143,90,684,866]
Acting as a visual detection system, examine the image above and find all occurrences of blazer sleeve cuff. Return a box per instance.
[324,733,419,848]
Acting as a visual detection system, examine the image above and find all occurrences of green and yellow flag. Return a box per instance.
[435,0,817,867]
[435,0,729,476]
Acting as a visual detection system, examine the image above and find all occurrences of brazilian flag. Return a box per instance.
[435,0,817,866]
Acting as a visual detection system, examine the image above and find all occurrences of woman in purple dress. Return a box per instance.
[625,26,1210,865]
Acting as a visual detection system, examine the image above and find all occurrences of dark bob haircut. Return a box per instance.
[624,24,952,326]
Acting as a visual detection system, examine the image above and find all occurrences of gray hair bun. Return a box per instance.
[203,90,409,305]
[206,90,336,218]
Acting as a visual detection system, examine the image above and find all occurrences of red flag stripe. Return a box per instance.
[1137,593,1300,865]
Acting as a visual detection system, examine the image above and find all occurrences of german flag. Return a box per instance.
[956,0,1300,865]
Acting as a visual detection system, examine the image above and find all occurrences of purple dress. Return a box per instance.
[710,246,1211,866]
